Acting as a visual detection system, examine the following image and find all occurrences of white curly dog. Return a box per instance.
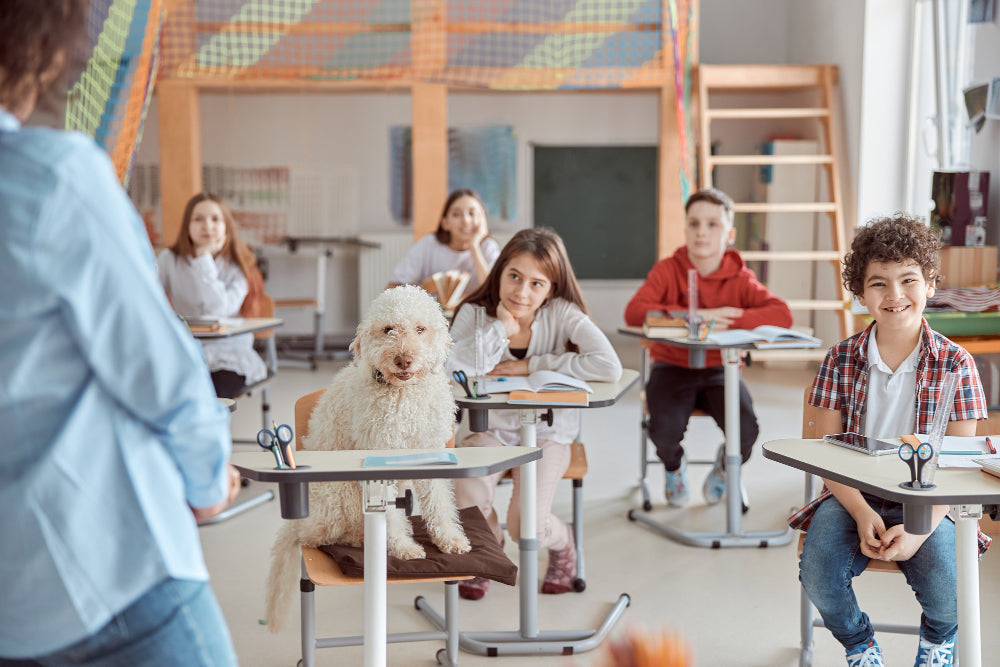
[265,285,471,631]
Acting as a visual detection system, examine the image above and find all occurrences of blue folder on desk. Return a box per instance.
[362,451,458,467]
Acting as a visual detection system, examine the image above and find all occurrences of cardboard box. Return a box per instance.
[938,245,998,287]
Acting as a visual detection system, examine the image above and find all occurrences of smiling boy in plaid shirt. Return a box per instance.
[791,214,988,667]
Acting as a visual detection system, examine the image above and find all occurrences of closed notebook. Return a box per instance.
[507,389,589,406]
[642,311,687,339]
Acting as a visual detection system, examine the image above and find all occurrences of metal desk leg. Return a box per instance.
[954,504,982,667]
[628,348,793,548]
[418,409,629,656]
[362,480,391,667]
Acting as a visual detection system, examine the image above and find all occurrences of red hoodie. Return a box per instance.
[624,246,793,368]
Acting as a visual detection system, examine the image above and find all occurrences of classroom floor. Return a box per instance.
[202,333,1000,667]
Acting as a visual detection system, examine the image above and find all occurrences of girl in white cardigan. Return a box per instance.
[157,193,267,398]
[446,228,622,600]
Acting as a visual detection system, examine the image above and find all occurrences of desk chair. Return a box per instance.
[798,393,918,667]
[294,389,472,667]
[635,339,735,512]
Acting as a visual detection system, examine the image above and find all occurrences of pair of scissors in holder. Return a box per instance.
[452,369,475,398]
[898,441,933,489]
[258,422,295,469]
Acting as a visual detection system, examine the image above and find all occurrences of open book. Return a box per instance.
[708,325,821,349]
[479,370,593,396]
[421,270,471,311]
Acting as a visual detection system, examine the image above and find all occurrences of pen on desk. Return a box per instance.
[284,444,297,469]
[939,450,985,456]
[987,436,996,454]
[472,379,478,399]
[702,318,715,341]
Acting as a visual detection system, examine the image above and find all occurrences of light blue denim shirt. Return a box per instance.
[0,108,232,658]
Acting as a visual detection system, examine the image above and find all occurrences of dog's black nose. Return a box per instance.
[394,354,412,370]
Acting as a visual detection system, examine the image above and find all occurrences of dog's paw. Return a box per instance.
[391,541,426,560]
[436,533,472,555]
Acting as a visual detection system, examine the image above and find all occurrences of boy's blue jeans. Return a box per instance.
[0,578,237,667]
[799,494,957,648]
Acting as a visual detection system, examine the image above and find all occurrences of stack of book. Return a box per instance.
[642,312,687,338]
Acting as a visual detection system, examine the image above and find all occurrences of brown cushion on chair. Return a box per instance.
[318,506,517,586]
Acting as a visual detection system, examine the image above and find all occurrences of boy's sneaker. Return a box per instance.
[664,457,690,507]
[913,635,954,667]
[703,445,726,505]
[846,639,884,667]
[702,445,752,512]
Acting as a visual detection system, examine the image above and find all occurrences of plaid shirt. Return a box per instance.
[788,319,992,555]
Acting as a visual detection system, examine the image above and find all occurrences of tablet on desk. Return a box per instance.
[824,432,898,456]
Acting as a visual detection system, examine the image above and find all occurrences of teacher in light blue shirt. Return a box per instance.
[0,2,238,664]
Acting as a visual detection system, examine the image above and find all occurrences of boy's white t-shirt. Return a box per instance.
[863,325,920,439]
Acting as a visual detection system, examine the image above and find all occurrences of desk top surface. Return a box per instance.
[191,317,283,338]
[763,438,1000,505]
[453,368,639,410]
[279,235,381,249]
[232,446,542,483]
[617,325,820,351]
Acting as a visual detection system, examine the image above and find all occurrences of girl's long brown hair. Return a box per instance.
[457,227,588,318]
[169,193,264,317]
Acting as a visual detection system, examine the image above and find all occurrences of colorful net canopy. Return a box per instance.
[66,0,165,184]
[159,0,696,90]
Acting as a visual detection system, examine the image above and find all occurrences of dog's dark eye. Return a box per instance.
[416,326,425,334]
[384,326,395,334]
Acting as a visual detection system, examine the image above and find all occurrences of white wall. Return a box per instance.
[137,0,899,340]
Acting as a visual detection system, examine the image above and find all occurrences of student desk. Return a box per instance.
[432,369,639,657]
[232,446,540,667]
[274,236,380,365]
[619,326,814,548]
[763,437,1000,667]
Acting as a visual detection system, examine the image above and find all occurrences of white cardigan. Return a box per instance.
[156,249,267,385]
[447,298,623,446]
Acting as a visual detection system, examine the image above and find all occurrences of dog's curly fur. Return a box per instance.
[265,286,471,631]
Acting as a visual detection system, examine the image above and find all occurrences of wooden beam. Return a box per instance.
[658,84,685,258]
[410,0,447,240]
[156,80,202,246]
[411,83,448,240]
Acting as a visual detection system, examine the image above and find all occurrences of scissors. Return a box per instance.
[452,369,474,398]
[258,423,294,469]
[898,441,933,488]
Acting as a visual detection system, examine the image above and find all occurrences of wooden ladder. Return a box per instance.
[696,64,852,343]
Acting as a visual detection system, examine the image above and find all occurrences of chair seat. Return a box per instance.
[796,533,900,573]
[302,546,473,586]
[500,440,587,481]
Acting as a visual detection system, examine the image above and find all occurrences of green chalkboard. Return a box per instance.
[533,145,658,280]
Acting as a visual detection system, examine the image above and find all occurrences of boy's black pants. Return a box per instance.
[645,361,759,472]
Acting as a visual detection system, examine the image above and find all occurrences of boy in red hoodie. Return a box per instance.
[624,188,792,507]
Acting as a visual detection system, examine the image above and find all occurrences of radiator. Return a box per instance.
[358,232,416,312]
[357,231,515,313]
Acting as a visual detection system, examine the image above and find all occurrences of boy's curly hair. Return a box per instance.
[842,213,942,297]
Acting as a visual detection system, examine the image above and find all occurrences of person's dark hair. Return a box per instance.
[435,188,488,245]
[457,227,588,317]
[0,1,89,115]
[684,188,735,224]
[842,213,942,297]
[169,193,265,317]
